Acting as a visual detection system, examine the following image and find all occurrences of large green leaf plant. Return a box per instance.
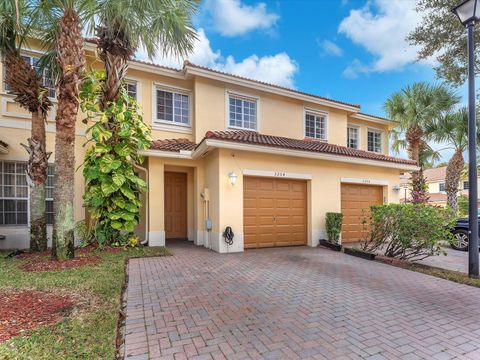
[80,70,151,246]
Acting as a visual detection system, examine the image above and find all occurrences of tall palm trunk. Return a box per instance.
[52,9,85,260]
[23,111,50,251]
[406,125,428,203]
[445,148,465,211]
[3,51,51,251]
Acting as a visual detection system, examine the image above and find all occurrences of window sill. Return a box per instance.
[152,122,192,134]
[227,126,257,132]
[303,136,328,143]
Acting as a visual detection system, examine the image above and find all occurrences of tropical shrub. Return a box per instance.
[361,204,455,260]
[326,212,343,244]
[458,195,469,218]
[80,71,151,246]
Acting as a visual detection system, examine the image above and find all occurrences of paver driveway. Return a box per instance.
[122,241,480,359]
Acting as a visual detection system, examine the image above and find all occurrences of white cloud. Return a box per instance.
[217,53,298,88]
[205,0,279,36]
[136,28,298,88]
[339,0,430,78]
[342,59,369,79]
[319,39,343,57]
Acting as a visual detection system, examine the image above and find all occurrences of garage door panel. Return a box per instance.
[341,184,383,243]
[244,177,306,248]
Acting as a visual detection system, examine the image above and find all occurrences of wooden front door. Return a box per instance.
[244,176,307,249]
[341,183,384,243]
[164,172,187,239]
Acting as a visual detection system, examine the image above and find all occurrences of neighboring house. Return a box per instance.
[0,39,417,252]
[400,166,474,206]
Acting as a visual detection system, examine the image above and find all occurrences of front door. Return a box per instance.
[164,172,187,239]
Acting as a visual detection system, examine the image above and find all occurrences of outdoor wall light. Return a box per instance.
[228,171,238,186]
[392,185,401,192]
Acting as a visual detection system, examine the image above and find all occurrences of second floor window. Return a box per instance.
[0,162,54,226]
[464,181,469,190]
[124,81,137,100]
[305,112,327,140]
[4,55,56,98]
[156,88,189,125]
[367,130,382,153]
[439,183,445,192]
[229,95,257,130]
[347,126,359,149]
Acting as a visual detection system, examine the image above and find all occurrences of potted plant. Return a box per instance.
[319,212,343,251]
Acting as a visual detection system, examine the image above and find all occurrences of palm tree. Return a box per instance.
[0,0,52,251]
[94,0,198,106]
[426,108,471,211]
[34,0,94,260]
[385,82,459,203]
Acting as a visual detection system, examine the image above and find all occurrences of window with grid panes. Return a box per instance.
[0,162,54,226]
[155,89,189,125]
[347,126,359,149]
[305,112,327,140]
[367,130,382,153]
[228,95,257,130]
[124,82,137,100]
[0,162,28,225]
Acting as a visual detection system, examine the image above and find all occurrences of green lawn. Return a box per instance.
[411,264,480,288]
[0,246,170,359]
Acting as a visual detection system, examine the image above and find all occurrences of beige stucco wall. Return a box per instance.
[141,148,403,253]
[0,40,399,251]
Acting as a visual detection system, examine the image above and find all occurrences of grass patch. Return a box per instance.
[0,246,170,359]
[411,264,480,288]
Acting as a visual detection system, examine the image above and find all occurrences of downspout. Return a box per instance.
[134,164,149,245]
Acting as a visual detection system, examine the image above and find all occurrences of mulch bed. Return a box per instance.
[20,255,101,272]
[0,290,73,342]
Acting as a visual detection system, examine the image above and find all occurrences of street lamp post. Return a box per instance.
[453,0,480,279]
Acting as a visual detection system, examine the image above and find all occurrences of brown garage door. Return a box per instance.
[244,177,307,249]
[341,183,384,243]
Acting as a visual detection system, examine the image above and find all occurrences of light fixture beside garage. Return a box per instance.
[228,171,238,186]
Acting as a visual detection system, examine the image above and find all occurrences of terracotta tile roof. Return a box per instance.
[0,140,7,148]
[150,138,196,152]
[184,61,360,110]
[424,166,447,182]
[203,130,417,166]
[87,39,362,112]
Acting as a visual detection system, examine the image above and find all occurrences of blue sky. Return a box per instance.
[138,0,466,161]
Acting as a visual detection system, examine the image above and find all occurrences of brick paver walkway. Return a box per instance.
[122,241,480,359]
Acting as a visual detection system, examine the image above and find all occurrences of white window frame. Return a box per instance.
[226,90,259,131]
[152,83,191,128]
[3,51,56,99]
[124,77,140,101]
[0,161,55,227]
[367,128,383,153]
[0,161,29,226]
[439,182,445,192]
[347,124,360,149]
[464,181,470,190]
[303,108,328,141]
